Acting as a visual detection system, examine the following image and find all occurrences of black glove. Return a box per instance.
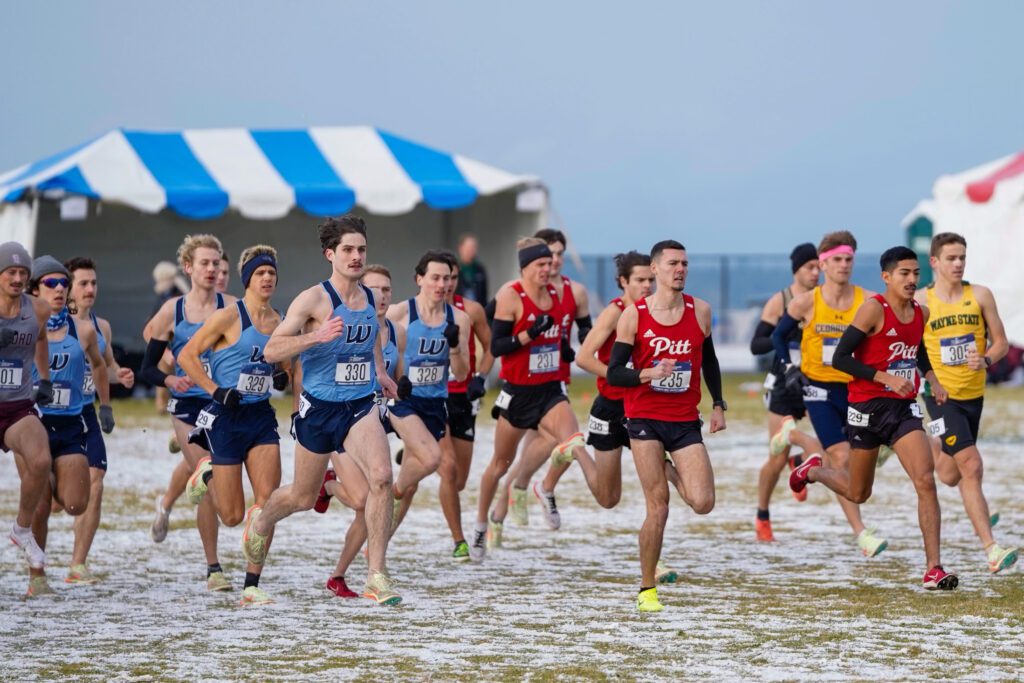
[0,328,17,349]
[34,379,54,407]
[783,364,808,393]
[213,386,241,409]
[560,337,576,363]
[466,374,486,401]
[527,314,554,339]
[443,322,460,350]
[99,405,115,434]
[397,375,413,400]
[272,369,289,391]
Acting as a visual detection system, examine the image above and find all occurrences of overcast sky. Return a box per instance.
[2,1,1021,254]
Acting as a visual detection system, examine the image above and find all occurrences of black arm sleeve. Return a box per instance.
[702,335,724,402]
[141,338,171,388]
[484,298,497,325]
[575,315,593,344]
[771,312,799,363]
[831,326,878,382]
[490,319,521,357]
[606,341,642,387]
[750,320,776,356]
[916,342,933,375]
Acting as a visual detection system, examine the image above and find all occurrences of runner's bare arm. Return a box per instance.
[394,320,407,377]
[373,324,398,399]
[179,306,237,396]
[81,321,110,406]
[31,295,50,381]
[97,318,134,388]
[576,302,620,378]
[973,284,1009,368]
[464,298,493,376]
[449,308,471,383]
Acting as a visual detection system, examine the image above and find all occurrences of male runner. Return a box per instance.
[64,256,135,584]
[748,243,822,541]
[243,215,401,606]
[216,252,230,293]
[607,240,723,613]
[791,246,958,590]
[916,232,1017,573]
[141,234,234,591]
[179,245,289,606]
[771,231,888,557]
[27,256,111,596]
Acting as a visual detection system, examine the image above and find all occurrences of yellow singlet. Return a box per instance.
[800,285,865,384]
[924,283,986,400]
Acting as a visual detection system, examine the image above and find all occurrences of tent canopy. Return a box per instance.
[0,126,536,219]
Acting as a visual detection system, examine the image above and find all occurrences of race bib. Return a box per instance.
[650,361,691,393]
[471,398,481,416]
[762,372,777,391]
[927,416,946,436]
[529,344,559,374]
[335,354,371,385]
[195,409,216,428]
[82,372,95,396]
[803,384,828,402]
[886,359,917,389]
[822,338,838,366]
[166,397,178,414]
[847,406,869,427]
[50,382,72,409]
[409,361,447,386]
[587,414,610,435]
[910,402,923,419]
[237,363,271,395]
[297,394,312,419]
[939,334,976,367]
[0,360,24,389]
[494,389,512,410]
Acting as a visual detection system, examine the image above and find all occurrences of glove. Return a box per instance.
[443,322,460,349]
[99,405,115,434]
[0,328,17,349]
[466,374,486,401]
[213,386,241,409]
[527,314,554,339]
[560,337,576,363]
[397,375,413,400]
[34,379,54,407]
[272,369,289,391]
[783,363,808,393]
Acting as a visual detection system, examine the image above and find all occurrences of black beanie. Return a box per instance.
[790,243,818,273]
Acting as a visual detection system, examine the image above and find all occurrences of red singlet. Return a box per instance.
[558,275,578,383]
[848,295,924,403]
[499,281,564,386]
[447,294,477,394]
[596,298,626,401]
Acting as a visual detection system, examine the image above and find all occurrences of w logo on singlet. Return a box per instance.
[418,338,447,356]
[49,353,70,372]
[249,346,266,364]
[345,325,373,345]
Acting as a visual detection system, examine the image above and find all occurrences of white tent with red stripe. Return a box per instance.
[903,152,1024,345]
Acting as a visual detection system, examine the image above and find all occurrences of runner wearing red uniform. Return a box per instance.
[607,240,724,612]
[790,246,958,590]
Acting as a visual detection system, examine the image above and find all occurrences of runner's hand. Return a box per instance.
[34,379,54,407]
[99,405,115,433]
[466,374,486,401]
[966,348,985,371]
[526,314,554,339]
[560,337,575,363]
[882,373,915,397]
[117,367,135,389]
[313,314,345,345]
[396,375,413,400]
[272,369,289,391]
[931,381,948,405]
[710,407,726,434]
[165,375,193,394]
[213,386,241,409]
[379,373,398,400]
[648,358,676,380]
[783,364,808,393]
[443,322,460,350]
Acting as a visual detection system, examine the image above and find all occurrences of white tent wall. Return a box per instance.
[34,192,543,351]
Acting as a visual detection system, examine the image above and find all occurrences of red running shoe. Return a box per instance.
[788,453,808,502]
[314,469,337,514]
[922,566,959,591]
[326,575,358,598]
[755,518,775,542]
[788,454,822,494]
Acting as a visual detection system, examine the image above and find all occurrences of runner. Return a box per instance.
[0,242,56,595]
[241,215,401,606]
[790,246,959,590]
[63,256,135,584]
[216,252,231,294]
[178,245,289,606]
[141,234,234,591]
[916,232,1018,573]
[27,256,112,596]
[606,240,723,612]
[771,231,888,557]
[748,243,822,541]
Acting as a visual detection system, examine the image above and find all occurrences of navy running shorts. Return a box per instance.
[200,400,280,466]
[292,391,376,455]
[802,381,848,449]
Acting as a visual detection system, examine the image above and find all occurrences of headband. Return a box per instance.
[242,254,277,288]
[518,243,552,269]
[818,245,855,261]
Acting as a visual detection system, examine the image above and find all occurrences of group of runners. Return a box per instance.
[0,217,1016,611]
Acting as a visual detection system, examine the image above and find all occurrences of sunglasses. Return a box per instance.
[40,277,69,289]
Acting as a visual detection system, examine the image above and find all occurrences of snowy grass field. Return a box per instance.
[2,377,1022,681]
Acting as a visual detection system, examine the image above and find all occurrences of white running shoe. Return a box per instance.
[151,497,170,543]
[469,526,487,563]
[532,481,561,530]
[10,523,46,569]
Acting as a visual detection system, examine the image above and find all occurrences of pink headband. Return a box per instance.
[818,245,855,261]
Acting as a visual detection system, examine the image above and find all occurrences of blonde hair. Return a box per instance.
[516,236,546,250]
[238,244,278,276]
[176,234,224,269]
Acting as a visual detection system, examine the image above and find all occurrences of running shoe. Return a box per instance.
[185,456,213,506]
[655,560,679,584]
[207,571,231,592]
[857,527,889,557]
[551,432,585,466]
[151,497,171,543]
[788,453,822,494]
[755,518,775,542]
[509,484,529,527]
[452,540,470,562]
[987,543,1019,574]
[65,564,99,585]
[363,570,402,606]
[786,454,808,502]
[241,505,268,566]
[990,512,1000,528]
[769,416,796,456]
[168,434,181,454]
[876,444,894,468]
[313,469,337,514]
[10,523,46,569]
[922,565,959,590]
[469,527,487,563]
[326,575,358,598]
[27,575,56,597]
[532,481,561,530]
[487,520,503,550]
[239,585,273,606]
[636,587,664,612]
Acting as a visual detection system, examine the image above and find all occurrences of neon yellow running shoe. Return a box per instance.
[186,456,213,506]
[27,575,56,597]
[636,587,663,612]
[655,560,679,584]
[487,520,503,551]
[207,571,231,592]
[241,505,268,565]
[65,564,99,585]
[239,585,274,606]
[452,540,470,562]
[509,484,529,527]
[363,570,402,606]
[551,432,585,466]
[769,416,796,456]
[987,543,1019,574]
[857,527,888,557]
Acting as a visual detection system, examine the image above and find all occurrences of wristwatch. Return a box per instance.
[984,356,993,368]
[713,399,728,411]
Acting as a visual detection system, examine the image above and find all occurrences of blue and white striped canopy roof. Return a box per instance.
[0,127,536,219]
